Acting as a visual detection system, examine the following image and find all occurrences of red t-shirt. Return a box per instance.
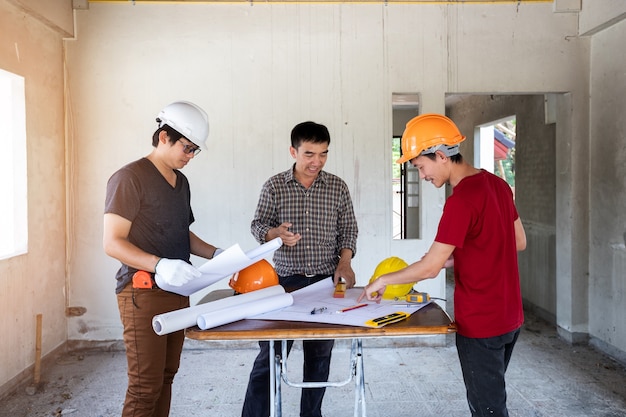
[435,170,523,338]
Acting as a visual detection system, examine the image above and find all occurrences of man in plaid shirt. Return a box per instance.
[242,121,358,417]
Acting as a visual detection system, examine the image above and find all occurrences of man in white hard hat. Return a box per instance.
[360,114,527,417]
[103,101,222,417]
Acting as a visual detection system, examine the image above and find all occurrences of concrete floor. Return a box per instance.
[1,311,626,417]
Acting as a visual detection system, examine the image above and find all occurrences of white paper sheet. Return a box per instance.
[155,237,283,296]
[196,293,294,330]
[249,279,432,328]
[152,285,286,335]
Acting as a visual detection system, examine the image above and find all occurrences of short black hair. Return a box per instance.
[290,121,331,149]
[152,124,184,147]
[421,152,464,164]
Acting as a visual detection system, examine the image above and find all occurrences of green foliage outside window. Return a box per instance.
[495,148,516,188]
[494,120,516,189]
[392,137,401,180]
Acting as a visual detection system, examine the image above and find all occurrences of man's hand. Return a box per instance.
[155,258,201,287]
[334,248,355,288]
[357,276,386,303]
[270,222,302,247]
[334,263,355,289]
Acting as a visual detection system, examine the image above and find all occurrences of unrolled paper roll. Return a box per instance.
[155,237,283,296]
[196,293,293,330]
[152,285,286,335]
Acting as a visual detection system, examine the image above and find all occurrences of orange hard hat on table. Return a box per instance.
[397,113,466,164]
[229,259,279,294]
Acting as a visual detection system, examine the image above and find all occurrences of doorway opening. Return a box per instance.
[391,93,420,240]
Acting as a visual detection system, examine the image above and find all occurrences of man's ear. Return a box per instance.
[158,130,169,145]
[289,146,297,159]
[436,150,447,161]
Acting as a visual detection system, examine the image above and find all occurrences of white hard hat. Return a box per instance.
[157,101,209,150]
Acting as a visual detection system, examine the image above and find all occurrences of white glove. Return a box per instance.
[213,248,224,258]
[155,258,201,287]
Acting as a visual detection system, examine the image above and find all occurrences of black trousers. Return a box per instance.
[241,274,334,417]
[456,328,521,417]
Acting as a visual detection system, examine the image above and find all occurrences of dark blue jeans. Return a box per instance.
[456,328,521,417]
[242,274,334,417]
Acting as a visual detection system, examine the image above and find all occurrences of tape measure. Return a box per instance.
[132,270,155,289]
[406,292,430,303]
[364,312,410,328]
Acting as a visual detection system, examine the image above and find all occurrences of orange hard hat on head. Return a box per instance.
[396,114,466,164]
[229,259,279,294]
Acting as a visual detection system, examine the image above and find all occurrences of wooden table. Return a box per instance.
[186,290,456,417]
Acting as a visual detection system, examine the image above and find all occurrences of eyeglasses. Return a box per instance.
[178,139,201,156]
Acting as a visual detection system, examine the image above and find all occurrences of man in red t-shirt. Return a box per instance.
[359,114,527,417]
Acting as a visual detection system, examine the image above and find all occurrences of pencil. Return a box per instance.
[338,303,368,313]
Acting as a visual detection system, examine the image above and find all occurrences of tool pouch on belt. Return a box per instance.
[132,270,157,289]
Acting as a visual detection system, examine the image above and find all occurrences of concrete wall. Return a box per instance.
[566,1,626,354]
[0,0,73,398]
[588,16,626,363]
[579,0,626,35]
[6,0,74,35]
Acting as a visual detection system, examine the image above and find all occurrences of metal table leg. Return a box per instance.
[269,341,283,417]
[353,338,366,417]
[277,338,367,417]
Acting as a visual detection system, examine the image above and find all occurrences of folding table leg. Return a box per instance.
[269,341,284,417]
[274,338,367,416]
[269,342,276,417]
[275,342,284,417]
[352,338,366,417]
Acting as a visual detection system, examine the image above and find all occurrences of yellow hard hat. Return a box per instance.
[397,114,466,164]
[369,256,414,300]
[229,259,279,294]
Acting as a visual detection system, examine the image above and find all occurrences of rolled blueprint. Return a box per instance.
[155,237,283,296]
[196,293,294,330]
[152,285,286,335]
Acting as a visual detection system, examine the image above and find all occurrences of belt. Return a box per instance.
[286,273,329,280]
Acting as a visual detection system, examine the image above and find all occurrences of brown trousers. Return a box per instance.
[117,285,189,417]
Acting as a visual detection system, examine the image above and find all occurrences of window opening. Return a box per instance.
[475,116,516,198]
[392,93,420,239]
[0,69,28,259]
[392,136,402,239]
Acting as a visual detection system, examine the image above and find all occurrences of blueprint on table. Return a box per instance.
[249,278,431,328]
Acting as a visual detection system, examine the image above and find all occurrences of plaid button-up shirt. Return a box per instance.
[251,165,358,277]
